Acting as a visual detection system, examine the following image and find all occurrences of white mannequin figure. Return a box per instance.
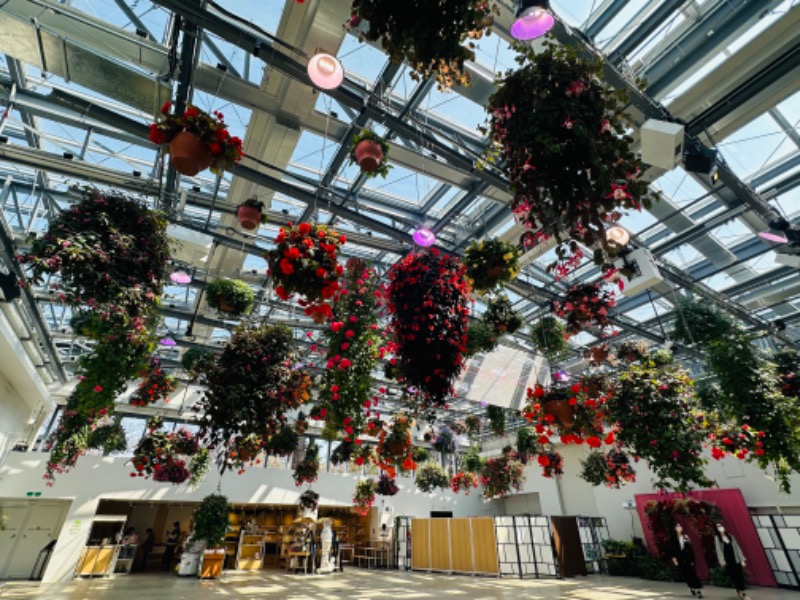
[318,518,334,573]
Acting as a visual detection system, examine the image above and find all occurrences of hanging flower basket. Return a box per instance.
[482,41,658,276]
[197,323,312,472]
[316,262,388,440]
[376,473,400,496]
[298,489,320,513]
[131,417,209,486]
[481,449,526,499]
[129,357,177,407]
[552,282,616,337]
[350,130,392,177]
[530,315,570,360]
[377,414,416,477]
[169,131,213,176]
[451,471,479,495]
[538,451,564,479]
[542,395,576,428]
[205,278,254,318]
[150,103,243,176]
[387,249,470,408]
[463,238,521,293]
[415,462,450,493]
[293,443,321,487]
[353,479,377,516]
[236,197,267,230]
[481,294,523,335]
[266,222,346,319]
[347,0,498,89]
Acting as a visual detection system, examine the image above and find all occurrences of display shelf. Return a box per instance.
[235,530,265,570]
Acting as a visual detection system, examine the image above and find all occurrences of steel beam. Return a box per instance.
[608,0,685,64]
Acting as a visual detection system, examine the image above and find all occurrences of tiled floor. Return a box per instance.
[1,570,798,599]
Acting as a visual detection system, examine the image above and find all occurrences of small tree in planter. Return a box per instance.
[205,278,254,317]
[347,0,498,90]
[149,102,243,176]
[265,222,346,322]
[530,315,570,360]
[482,294,523,334]
[193,493,230,579]
[350,129,392,177]
[235,197,267,230]
[463,238,521,293]
[552,282,616,337]
[482,40,658,276]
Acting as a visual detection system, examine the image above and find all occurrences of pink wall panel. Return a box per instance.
[634,488,777,587]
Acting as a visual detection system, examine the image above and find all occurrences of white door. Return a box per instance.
[2,503,68,579]
[0,504,31,578]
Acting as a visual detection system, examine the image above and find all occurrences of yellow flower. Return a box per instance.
[503,252,513,261]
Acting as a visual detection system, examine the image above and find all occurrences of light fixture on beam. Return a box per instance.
[307,52,344,90]
[606,225,630,248]
[757,217,795,244]
[412,226,436,247]
[511,0,555,41]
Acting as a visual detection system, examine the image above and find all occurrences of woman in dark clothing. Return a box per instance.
[162,522,181,571]
[714,523,750,600]
[140,528,155,572]
[671,523,703,597]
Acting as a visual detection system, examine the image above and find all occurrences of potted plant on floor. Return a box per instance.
[149,102,243,176]
[347,0,498,89]
[192,493,230,579]
[235,197,267,230]
[350,129,392,177]
[463,238,521,293]
[205,278,254,317]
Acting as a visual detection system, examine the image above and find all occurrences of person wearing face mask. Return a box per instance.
[671,523,703,597]
[714,523,750,600]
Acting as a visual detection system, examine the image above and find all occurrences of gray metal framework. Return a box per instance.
[0,0,798,420]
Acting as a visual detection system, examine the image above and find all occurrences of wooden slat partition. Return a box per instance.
[450,518,472,573]
[472,517,500,575]
[410,517,499,576]
[429,519,451,572]
[411,519,430,571]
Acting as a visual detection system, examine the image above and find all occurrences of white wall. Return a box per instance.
[0,452,498,582]
[0,304,54,465]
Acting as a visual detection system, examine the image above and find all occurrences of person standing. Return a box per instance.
[714,523,751,600]
[140,528,155,572]
[162,521,181,572]
[671,523,703,597]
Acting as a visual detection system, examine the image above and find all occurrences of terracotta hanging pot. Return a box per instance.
[486,265,504,278]
[543,395,576,428]
[311,311,328,324]
[237,447,253,462]
[237,205,262,230]
[218,298,236,313]
[169,131,213,176]
[590,345,610,363]
[354,139,384,173]
[495,323,508,333]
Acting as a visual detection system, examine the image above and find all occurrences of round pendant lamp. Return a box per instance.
[307,52,344,90]
[511,0,555,41]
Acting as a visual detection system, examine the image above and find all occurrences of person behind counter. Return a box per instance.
[162,522,181,571]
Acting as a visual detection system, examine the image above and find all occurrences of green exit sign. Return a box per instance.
[26,492,42,497]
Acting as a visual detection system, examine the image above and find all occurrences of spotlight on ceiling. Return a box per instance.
[170,271,192,285]
[511,0,555,41]
[412,226,436,247]
[758,217,791,244]
[307,52,344,90]
[606,225,630,248]
[159,337,177,347]
[553,369,570,383]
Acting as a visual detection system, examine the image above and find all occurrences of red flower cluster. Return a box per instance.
[706,422,765,460]
[131,417,207,485]
[266,222,345,320]
[451,471,479,494]
[387,249,470,408]
[149,103,243,176]
[552,282,616,337]
[538,451,564,479]
[604,449,636,488]
[129,357,177,407]
[376,414,417,478]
